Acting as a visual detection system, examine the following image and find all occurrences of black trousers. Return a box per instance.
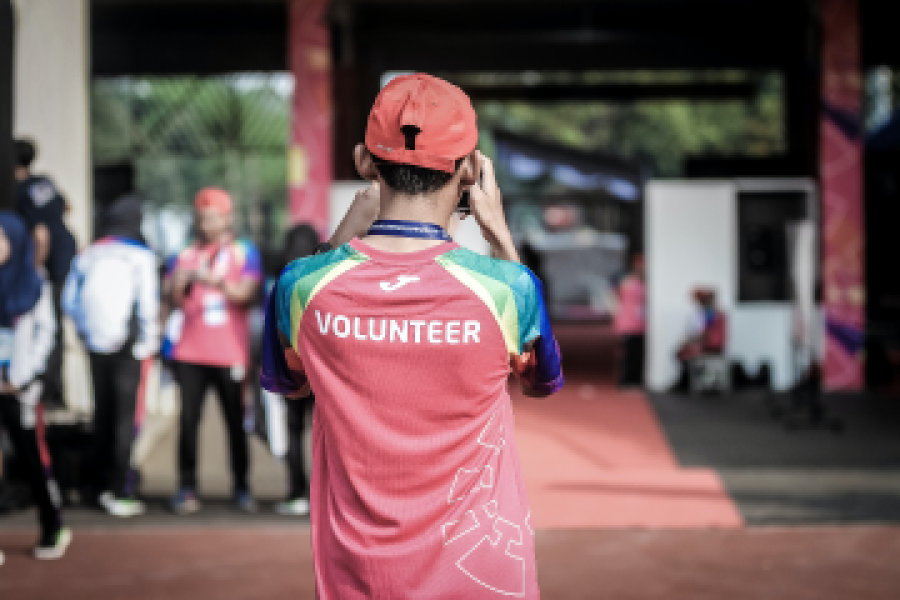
[88,350,142,497]
[0,394,61,536]
[618,334,645,387]
[286,396,313,501]
[38,286,66,410]
[175,362,249,493]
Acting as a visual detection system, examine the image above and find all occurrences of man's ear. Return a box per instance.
[458,150,481,187]
[354,144,380,181]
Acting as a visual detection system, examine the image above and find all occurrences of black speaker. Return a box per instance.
[0,1,13,211]
[737,190,808,302]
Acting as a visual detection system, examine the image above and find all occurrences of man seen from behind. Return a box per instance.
[261,73,564,599]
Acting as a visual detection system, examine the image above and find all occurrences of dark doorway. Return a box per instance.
[0,0,13,211]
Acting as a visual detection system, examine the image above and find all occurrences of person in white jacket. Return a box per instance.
[63,194,159,518]
[0,211,70,563]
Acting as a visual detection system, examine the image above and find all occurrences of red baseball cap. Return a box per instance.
[365,73,478,173]
[194,187,232,214]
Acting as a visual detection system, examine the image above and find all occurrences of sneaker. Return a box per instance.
[234,490,258,514]
[275,498,310,516]
[34,527,72,560]
[99,491,146,518]
[170,489,201,516]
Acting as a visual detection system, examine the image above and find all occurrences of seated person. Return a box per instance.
[671,287,727,392]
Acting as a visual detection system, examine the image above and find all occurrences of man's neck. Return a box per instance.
[376,192,454,227]
[362,189,456,253]
[200,232,232,247]
[15,167,30,181]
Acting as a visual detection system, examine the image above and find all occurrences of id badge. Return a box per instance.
[0,328,13,368]
[0,328,12,385]
[203,292,229,327]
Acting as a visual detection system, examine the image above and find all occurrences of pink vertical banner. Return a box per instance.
[819,0,865,390]
[289,0,331,236]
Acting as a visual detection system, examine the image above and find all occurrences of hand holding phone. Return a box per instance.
[462,152,520,263]
[456,165,481,214]
[457,190,472,214]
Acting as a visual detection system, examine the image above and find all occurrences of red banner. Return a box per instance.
[289,0,331,237]
[819,0,865,389]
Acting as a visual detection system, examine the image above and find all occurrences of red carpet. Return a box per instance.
[512,323,743,529]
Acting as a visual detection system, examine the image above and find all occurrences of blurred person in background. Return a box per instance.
[14,138,78,411]
[63,194,159,517]
[519,237,553,317]
[614,253,646,388]
[671,287,727,393]
[0,212,71,563]
[159,255,183,363]
[271,222,319,516]
[165,188,263,515]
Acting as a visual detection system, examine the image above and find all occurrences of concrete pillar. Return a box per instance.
[13,0,93,415]
[12,0,91,245]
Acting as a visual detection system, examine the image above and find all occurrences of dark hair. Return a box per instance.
[370,125,463,195]
[14,139,36,168]
[372,155,464,195]
[281,222,320,271]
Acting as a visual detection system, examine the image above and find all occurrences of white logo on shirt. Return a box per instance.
[314,311,480,344]
[441,409,528,596]
[379,275,420,292]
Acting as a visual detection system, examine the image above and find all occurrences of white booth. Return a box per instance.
[645,179,817,392]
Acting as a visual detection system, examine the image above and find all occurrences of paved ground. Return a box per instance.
[652,390,900,524]
[2,527,899,600]
[0,497,309,531]
[4,322,900,597]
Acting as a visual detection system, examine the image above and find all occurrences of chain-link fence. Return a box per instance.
[92,73,292,258]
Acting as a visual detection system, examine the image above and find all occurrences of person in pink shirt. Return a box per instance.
[165,188,263,515]
[614,254,646,388]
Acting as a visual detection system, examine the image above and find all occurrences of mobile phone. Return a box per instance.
[456,167,483,214]
[456,190,471,214]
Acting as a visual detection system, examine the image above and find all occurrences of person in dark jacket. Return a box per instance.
[14,138,78,410]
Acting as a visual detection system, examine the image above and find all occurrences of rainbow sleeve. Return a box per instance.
[261,245,369,395]
[436,248,564,395]
[517,268,564,395]
[260,285,307,395]
[236,239,263,281]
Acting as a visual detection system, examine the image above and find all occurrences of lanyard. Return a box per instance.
[367,219,453,242]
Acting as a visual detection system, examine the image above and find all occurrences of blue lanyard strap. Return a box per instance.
[367,219,453,242]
